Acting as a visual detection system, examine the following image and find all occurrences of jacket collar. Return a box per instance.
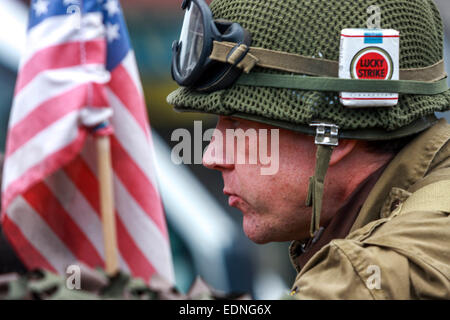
[350,119,450,232]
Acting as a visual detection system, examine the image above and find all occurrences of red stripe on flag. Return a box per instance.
[15,40,106,95]
[108,65,150,136]
[22,182,104,268]
[2,214,57,273]
[116,219,156,282]
[63,155,101,213]
[2,129,87,212]
[89,82,110,107]
[64,155,157,281]
[110,136,168,238]
[7,84,107,158]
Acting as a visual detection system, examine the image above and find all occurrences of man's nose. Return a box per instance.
[202,135,234,171]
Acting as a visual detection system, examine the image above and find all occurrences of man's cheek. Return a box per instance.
[259,128,280,176]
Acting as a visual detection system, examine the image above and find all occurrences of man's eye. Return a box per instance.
[220,117,241,129]
[231,120,241,128]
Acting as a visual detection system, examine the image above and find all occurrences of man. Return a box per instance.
[167,0,450,299]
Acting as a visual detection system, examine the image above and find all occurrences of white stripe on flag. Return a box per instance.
[79,137,172,280]
[108,89,158,187]
[21,12,105,67]
[3,111,81,190]
[114,176,175,283]
[122,51,144,97]
[44,170,131,273]
[7,196,78,274]
[11,64,110,128]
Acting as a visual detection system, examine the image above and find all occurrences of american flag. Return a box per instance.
[1,0,174,284]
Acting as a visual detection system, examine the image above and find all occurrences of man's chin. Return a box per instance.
[242,220,272,244]
[244,232,271,245]
[242,217,308,244]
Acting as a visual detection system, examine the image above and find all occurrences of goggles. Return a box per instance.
[171,0,251,92]
[171,0,448,96]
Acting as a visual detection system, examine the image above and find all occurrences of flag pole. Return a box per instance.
[96,134,119,276]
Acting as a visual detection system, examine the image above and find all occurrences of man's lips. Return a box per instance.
[223,190,243,207]
[228,195,241,207]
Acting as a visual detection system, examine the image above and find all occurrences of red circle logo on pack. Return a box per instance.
[351,47,393,80]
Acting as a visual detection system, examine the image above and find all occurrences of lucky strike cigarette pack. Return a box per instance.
[339,28,400,107]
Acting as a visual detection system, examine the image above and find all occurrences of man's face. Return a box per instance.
[203,116,317,244]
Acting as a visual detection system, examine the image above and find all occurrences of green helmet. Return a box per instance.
[167,0,449,140]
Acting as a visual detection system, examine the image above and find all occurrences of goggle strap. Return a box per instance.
[211,41,338,76]
[237,73,449,96]
[401,60,447,82]
[226,44,253,70]
[211,41,447,82]
[210,41,259,73]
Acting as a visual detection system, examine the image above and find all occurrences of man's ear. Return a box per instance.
[329,139,358,166]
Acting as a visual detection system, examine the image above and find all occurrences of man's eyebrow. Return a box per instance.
[222,116,240,124]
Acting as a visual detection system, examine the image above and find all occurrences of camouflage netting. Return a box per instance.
[0,267,252,300]
[167,0,450,132]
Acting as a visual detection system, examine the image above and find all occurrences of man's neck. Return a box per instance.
[290,163,389,272]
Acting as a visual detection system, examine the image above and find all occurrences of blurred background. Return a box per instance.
[0,0,449,299]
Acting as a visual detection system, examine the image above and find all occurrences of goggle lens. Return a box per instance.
[178,2,204,78]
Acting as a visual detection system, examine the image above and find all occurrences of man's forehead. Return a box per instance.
[220,115,283,131]
[218,116,314,143]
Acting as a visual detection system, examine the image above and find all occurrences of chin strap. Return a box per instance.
[305,123,339,237]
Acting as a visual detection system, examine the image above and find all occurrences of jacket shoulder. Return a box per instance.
[293,184,450,299]
[292,238,410,299]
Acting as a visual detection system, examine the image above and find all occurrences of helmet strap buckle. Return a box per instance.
[226,43,250,68]
[310,122,339,146]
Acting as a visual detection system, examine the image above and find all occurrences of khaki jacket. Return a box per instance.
[291,119,450,299]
